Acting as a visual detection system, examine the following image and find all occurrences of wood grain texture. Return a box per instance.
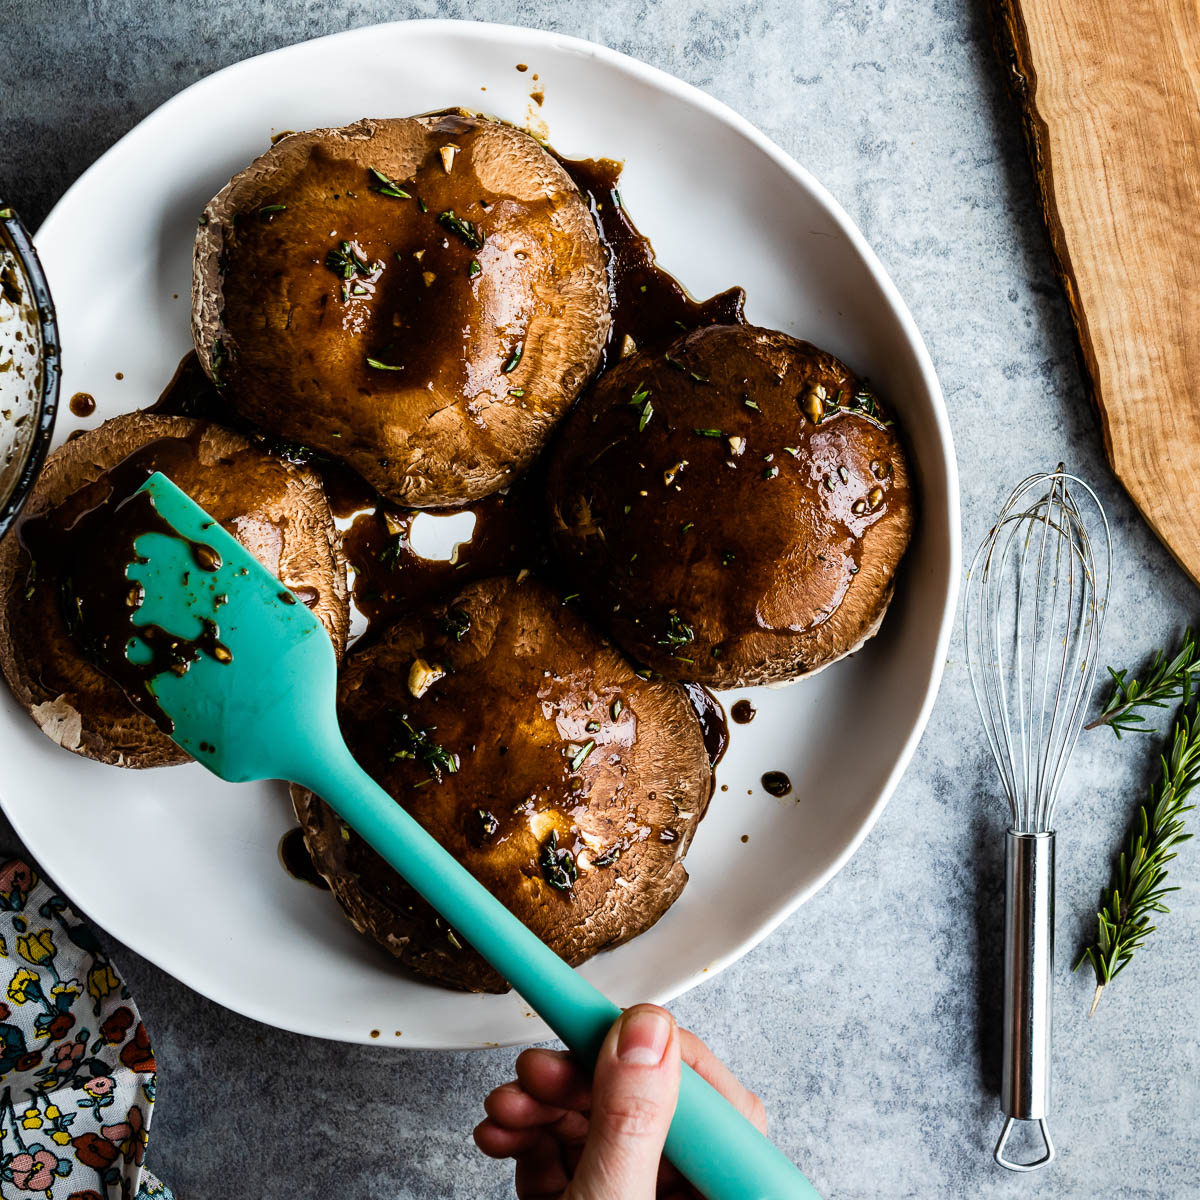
[994,0,1200,583]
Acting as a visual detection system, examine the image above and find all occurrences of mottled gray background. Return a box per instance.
[3,1,1198,1197]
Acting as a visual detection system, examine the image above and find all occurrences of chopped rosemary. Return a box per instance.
[593,843,623,868]
[325,240,374,280]
[366,357,405,371]
[539,830,578,891]
[369,167,411,199]
[438,609,472,641]
[390,716,458,780]
[438,210,485,250]
[210,339,228,389]
[655,611,694,653]
[501,343,523,374]
[569,740,595,772]
[258,204,287,220]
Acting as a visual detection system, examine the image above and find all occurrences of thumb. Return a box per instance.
[567,1005,681,1200]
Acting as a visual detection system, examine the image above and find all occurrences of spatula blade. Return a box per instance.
[126,471,338,781]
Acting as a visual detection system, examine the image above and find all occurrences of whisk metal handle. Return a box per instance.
[995,830,1056,1171]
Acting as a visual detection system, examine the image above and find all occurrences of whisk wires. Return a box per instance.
[965,467,1111,833]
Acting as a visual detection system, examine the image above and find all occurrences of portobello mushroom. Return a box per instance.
[545,324,914,687]
[0,413,348,767]
[290,575,711,992]
[193,111,611,508]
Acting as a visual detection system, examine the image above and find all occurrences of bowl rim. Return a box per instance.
[20,17,963,1046]
[0,207,60,541]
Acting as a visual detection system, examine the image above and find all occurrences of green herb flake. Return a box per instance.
[681,522,694,534]
[438,209,485,250]
[369,167,412,199]
[501,343,523,374]
[439,609,472,641]
[325,240,375,281]
[585,720,601,733]
[593,844,622,868]
[366,356,404,371]
[784,446,800,457]
[390,715,458,780]
[258,204,287,221]
[611,698,624,720]
[655,612,695,653]
[763,465,779,479]
[539,830,578,891]
[638,399,654,432]
[744,398,760,410]
[693,427,724,438]
[508,388,525,398]
[569,740,595,772]
[468,258,481,278]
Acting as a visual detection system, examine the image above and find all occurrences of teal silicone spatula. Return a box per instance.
[109,472,818,1200]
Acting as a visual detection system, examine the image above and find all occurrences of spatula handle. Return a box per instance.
[296,743,819,1200]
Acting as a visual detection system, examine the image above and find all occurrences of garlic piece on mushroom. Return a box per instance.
[440,144,460,173]
[408,657,446,699]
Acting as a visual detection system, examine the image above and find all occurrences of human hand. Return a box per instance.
[474,1004,767,1199]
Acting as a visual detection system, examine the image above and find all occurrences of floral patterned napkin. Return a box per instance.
[0,859,171,1200]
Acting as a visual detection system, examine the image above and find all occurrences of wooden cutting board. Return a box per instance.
[993,0,1200,584]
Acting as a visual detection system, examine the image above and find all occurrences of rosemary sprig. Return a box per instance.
[1086,628,1200,737]
[1074,704,1200,1013]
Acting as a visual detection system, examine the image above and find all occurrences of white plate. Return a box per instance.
[3,20,959,1048]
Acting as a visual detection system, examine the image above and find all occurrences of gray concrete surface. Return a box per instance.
[3,1,1199,1196]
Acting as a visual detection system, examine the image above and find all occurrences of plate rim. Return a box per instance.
[17,17,962,1047]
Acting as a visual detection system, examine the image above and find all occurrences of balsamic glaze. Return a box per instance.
[683,682,729,769]
[731,699,756,724]
[761,771,792,797]
[558,157,746,372]
[68,392,96,417]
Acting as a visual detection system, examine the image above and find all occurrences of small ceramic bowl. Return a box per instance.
[0,205,59,540]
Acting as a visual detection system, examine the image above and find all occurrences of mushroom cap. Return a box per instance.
[545,324,915,688]
[193,111,611,508]
[0,412,348,767]
[290,575,711,992]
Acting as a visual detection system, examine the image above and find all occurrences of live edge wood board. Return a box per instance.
[992,0,1200,585]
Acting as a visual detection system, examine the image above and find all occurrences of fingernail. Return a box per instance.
[617,1008,672,1066]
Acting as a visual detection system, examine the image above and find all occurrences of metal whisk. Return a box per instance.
[964,465,1110,1171]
